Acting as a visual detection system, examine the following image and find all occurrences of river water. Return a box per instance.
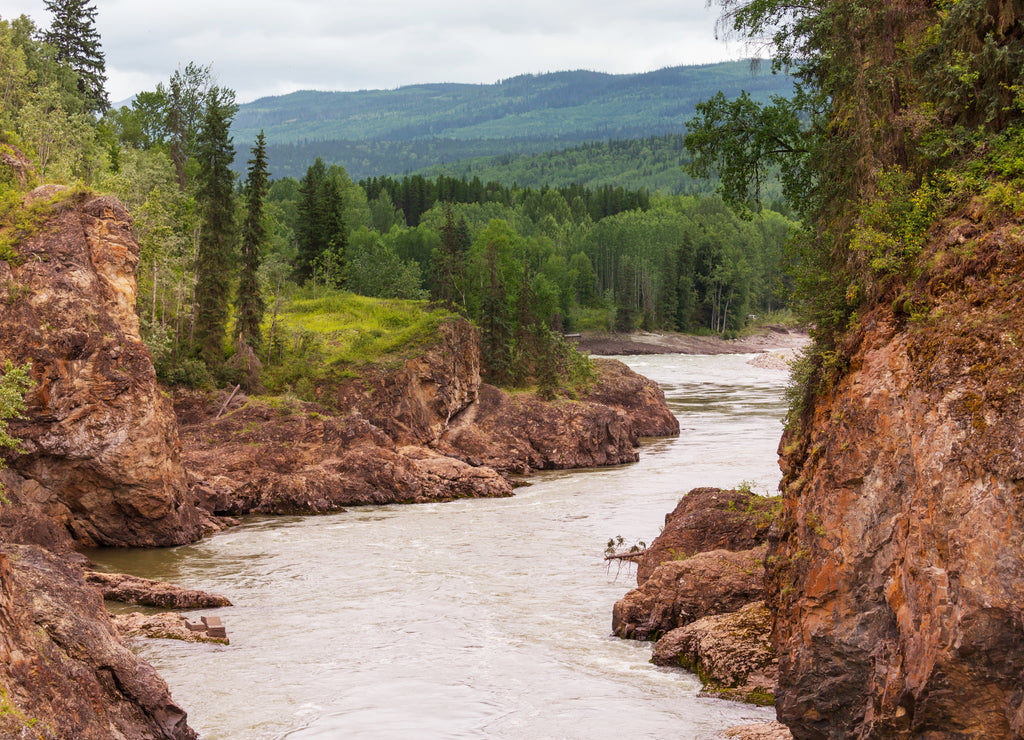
[91,353,791,739]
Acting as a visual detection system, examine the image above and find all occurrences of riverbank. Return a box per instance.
[573,326,809,357]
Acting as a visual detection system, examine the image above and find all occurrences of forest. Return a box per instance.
[232,61,795,178]
[0,4,796,399]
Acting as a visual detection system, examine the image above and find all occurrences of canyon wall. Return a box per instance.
[1,186,201,547]
[768,214,1024,737]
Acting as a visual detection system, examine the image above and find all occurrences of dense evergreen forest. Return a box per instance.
[235,61,796,179]
[0,4,796,399]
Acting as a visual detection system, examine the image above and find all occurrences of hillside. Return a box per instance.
[233,60,794,179]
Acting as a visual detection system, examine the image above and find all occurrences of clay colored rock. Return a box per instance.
[0,543,196,739]
[652,601,777,705]
[438,383,642,474]
[768,219,1024,737]
[612,546,766,640]
[85,570,232,609]
[583,357,680,437]
[0,187,201,547]
[114,611,229,645]
[723,722,794,740]
[636,487,777,584]
[178,395,512,515]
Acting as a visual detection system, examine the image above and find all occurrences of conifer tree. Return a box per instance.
[192,86,238,370]
[234,131,270,351]
[44,0,108,112]
[296,157,347,284]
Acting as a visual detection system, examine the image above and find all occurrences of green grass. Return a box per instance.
[261,290,458,395]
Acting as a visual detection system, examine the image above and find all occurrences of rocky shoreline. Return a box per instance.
[573,326,809,357]
[0,184,685,738]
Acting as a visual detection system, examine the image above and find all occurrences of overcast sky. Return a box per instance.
[3,1,745,104]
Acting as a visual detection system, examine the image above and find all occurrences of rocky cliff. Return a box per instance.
[768,211,1024,736]
[0,186,201,548]
[179,327,679,514]
[0,543,195,740]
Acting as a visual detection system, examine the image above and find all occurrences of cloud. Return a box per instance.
[3,0,740,103]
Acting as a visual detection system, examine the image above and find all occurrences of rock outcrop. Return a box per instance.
[85,570,232,609]
[636,487,775,584]
[0,543,195,739]
[178,390,513,515]
[613,546,766,640]
[652,601,777,705]
[114,612,229,645]
[0,186,201,547]
[612,487,779,705]
[179,324,679,515]
[768,216,1024,736]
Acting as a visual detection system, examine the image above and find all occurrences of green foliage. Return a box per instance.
[0,361,33,499]
[43,0,108,113]
[235,131,270,351]
[263,291,455,392]
[192,85,238,369]
[851,168,938,276]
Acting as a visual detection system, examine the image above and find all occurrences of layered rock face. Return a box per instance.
[180,323,677,514]
[768,219,1024,737]
[1,187,201,547]
[612,487,778,703]
[0,544,195,740]
[437,357,678,474]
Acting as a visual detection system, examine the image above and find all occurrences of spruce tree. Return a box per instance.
[44,0,108,113]
[192,86,238,370]
[234,131,270,351]
[295,157,347,284]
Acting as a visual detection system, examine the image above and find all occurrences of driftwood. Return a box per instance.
[215,384,241,420]
[604,550,645,562]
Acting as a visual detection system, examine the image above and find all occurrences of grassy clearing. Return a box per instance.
[261,290,457,394]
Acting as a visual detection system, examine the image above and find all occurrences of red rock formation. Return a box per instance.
[0,544,195,739]
[636,487,775,584]
[438,383,643,473]
[652,601,777,705]
[768,218,1024,737]
[613,546,766,640]
[584,357,680,437]
[0,186,201,547]
[177,393,513,515]
[85,570,232,609]
[330,318,482,445]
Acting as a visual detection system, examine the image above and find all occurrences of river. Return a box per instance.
[91,353,790,739]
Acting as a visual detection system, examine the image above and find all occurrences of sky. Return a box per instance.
[3,1,747,104]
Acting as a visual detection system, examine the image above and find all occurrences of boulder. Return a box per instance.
[652,601,777,705]
[84,571,232,609]
[612,546,766,640]
[583,357,680,437]
[438,383,642,474]
[636,487,776,584]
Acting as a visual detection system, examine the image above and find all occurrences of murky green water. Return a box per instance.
[91,354,790,739]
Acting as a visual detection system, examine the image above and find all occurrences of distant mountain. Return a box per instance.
[231,60,794,180]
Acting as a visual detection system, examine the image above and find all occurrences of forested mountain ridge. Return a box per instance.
[233,61,794,179]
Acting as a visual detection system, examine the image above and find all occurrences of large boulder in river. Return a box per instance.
[0,543,195,739]
[0,187,201,547]
[652,601,777,705]
[613,545,766,640]
[636,487,776,584]
[584,357,680,437]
